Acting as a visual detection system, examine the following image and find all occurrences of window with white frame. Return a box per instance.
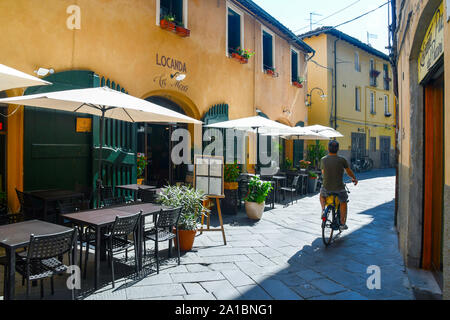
[291,48,299,82]
[227,3,244,55]
[384,95,389,114]
[355,52,361,72]
[370,91,376,114]
[355,86,361,111]
[262,28,274,71]
[157,0,188,27]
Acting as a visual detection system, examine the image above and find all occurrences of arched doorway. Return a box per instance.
[138,96,189,186]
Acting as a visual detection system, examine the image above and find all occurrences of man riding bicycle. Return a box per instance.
[320,140,358,231]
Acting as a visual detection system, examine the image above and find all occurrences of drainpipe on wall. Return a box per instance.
[333,37,340,130]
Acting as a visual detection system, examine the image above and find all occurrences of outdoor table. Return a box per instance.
[0,219,73,300]
[61,203,162,290]
[272,176,287,203]
[27,189,84,221]
[115,184,157,202]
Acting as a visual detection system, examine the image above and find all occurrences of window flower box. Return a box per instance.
[292,77,305,88]
[230,48,253,64]
[264,67,277,77]
[175,25,190,37]
[160,19,176,31]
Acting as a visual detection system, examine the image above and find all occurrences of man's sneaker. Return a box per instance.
[339,224,348,231]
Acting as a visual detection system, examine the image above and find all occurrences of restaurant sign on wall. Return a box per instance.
[154,53,189,93]
[418,2,444,83]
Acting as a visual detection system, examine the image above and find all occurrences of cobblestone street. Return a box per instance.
[77,168,413,300]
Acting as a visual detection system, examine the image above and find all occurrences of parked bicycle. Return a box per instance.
[351,157,373,173]
[321,185,350,246]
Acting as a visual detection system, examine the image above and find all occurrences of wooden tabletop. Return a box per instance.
[27,189,84,201]
[0,220,73,249]
[115,184,157,191]
[61,203,162,227]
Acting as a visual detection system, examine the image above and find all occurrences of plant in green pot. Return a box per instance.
[157,185,208,251]
[136,153,147,185]
[244,176,273,220]
[307,171,319,193]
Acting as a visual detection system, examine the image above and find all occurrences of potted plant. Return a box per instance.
[175,21,190,37]
[136,153,147,185]
[244,176,273,220]
[299,160,311,173]
[307,171,318,193]
[160,14,176,31]
[293,77,304,88]
[265,66,276,76]
[157,185,208,251]
[223,162,241,215]
[231,47,255,64]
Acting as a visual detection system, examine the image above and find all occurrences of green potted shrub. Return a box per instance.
[299,160,311,173]
[307,171,319,193]
[157,185,208,251]
[244,176,273,220]
[223,162,241,215]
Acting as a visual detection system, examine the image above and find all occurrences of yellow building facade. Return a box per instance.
[302,29,395,169]
[0,0,313,212]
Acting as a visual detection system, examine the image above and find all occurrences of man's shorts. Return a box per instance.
[320,187,349,203]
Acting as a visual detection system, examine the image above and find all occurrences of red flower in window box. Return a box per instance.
[266,68,275,76]
[175,25,190,37]
[160,19,176,31]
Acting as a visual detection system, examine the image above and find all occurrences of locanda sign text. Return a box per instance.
[156,53,187,73]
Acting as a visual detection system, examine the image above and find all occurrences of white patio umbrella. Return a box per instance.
[0,64,51,91]
[0,86,202,205]
[263,126,330,140]
[204,116,296,134]
[303,124,344,138]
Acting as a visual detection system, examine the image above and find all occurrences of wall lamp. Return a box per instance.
[306,87,327,107]
[34,68,54,77]
[170,72,186,81]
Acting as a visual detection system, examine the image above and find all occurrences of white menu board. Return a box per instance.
[194,155,224,196]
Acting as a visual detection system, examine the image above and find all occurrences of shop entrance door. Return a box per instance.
[380,136,391,168]
[423,73,444,284]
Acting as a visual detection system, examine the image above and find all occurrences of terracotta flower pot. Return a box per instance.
[293,81,303,88]
[245,201,265,220]
[240,57,248,64]
[173,229,197,251]
[137,178,144,185]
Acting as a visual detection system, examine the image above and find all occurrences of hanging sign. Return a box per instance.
[193,155,224,197]
[418,2,444,83]
[76,117,92,132]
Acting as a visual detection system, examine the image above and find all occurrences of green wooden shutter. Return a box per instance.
[293,121,305,167]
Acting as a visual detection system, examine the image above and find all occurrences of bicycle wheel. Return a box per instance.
[322,206,334,246]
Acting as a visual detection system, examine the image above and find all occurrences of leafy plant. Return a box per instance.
[307,143,327,168]
[299,160,311,169]
[137,153,147,179]
[308,171,318,179]
[157,185,208,230]
[224,162,240,183]
[294,76,305,84]
[162,14,175,22]
[244,176,273,204]
[236,47,255,59]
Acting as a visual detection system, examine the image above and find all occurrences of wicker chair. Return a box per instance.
[104,212,142,288]
[144,207,181,274]
[15,228,78,299]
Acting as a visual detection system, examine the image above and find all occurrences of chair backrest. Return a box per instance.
[27,229,77,261]
[101,186,114,201]
[58,201,80,214]
[111,212,141,237]
[139,189,157,203]
[156,207,182,229]
[292,175,300,187]
[15,188,25,208]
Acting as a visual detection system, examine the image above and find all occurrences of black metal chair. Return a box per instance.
[281,175,300,206]
[237,179,249,209]
[104,212,142,288]
[138,188,158,203]
[15,228,78,299]
[101,186,125,207]
[144,207,182,274]
[15,189,40,221]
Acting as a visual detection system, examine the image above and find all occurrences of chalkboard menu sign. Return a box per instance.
[194,155,224,197]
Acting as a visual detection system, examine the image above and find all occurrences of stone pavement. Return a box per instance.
[2,169,414,300]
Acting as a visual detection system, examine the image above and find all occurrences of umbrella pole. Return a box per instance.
[97,109,106,208]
